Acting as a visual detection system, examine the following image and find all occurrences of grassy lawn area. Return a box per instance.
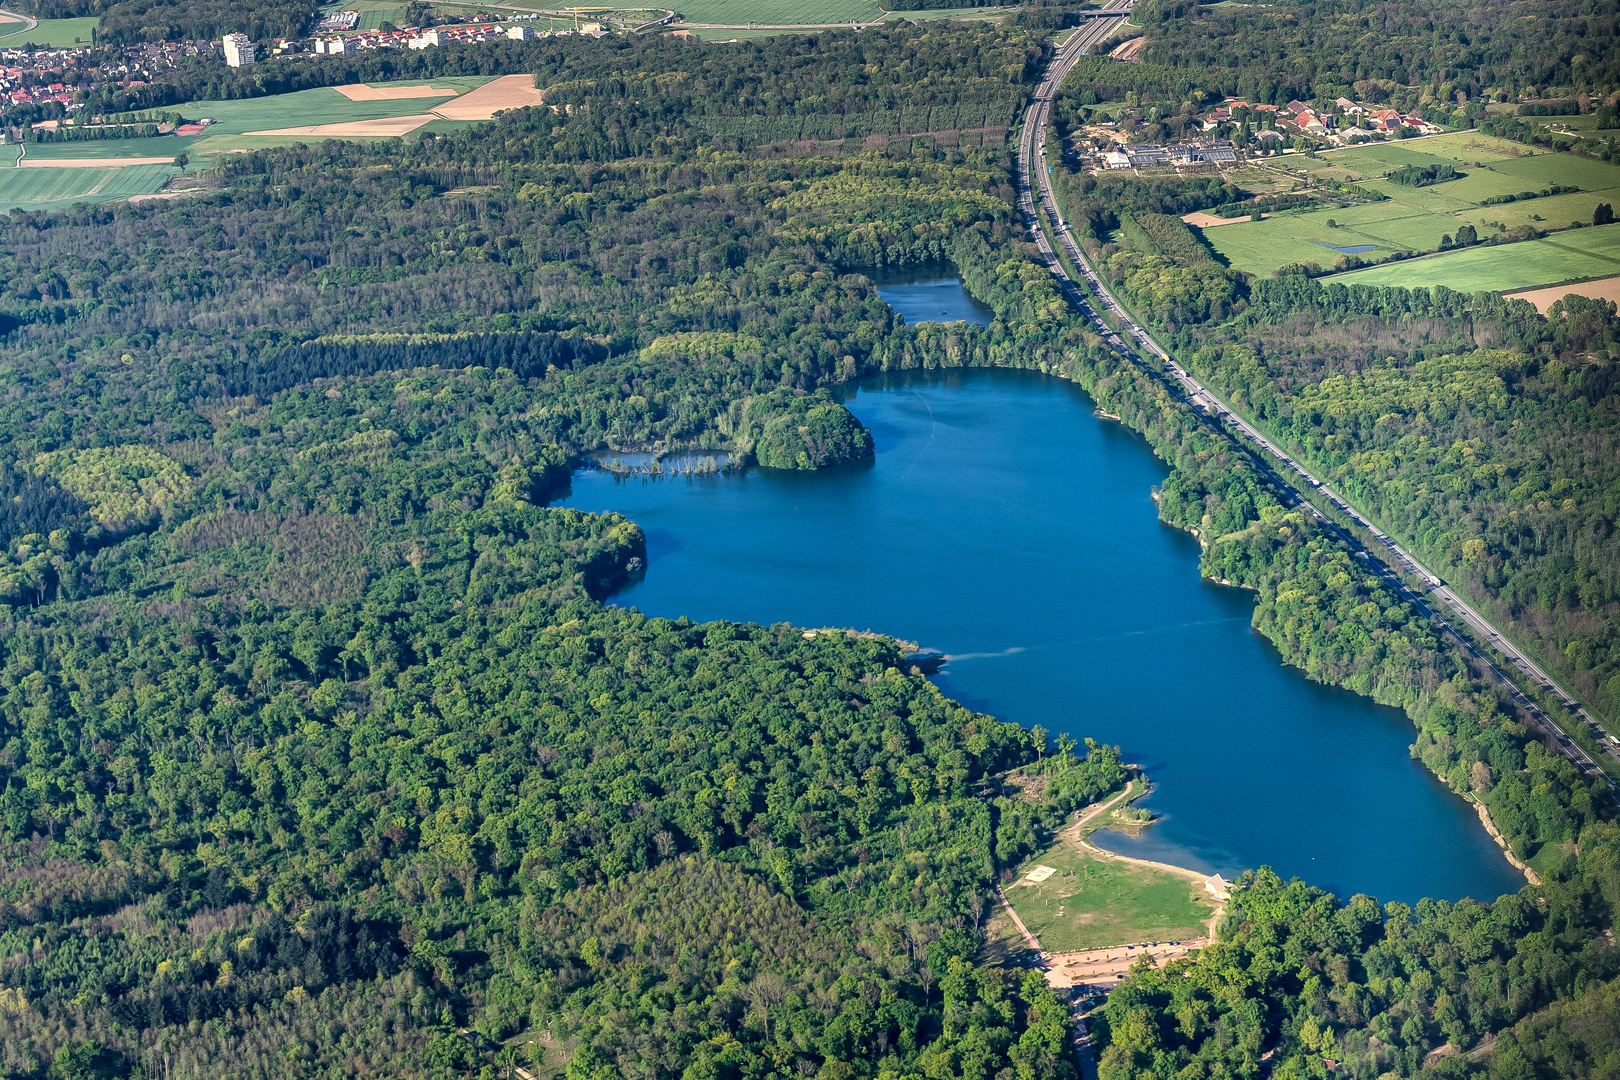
[1332,222,1620,293]
[0,16,99,47]
[1207,134,1620,278]
[24,138,199,160]
[673,0,883,23]
[1527,840,1578,878]
[1004,837,1214,952]
[0,163,176,212]
[884,6,1017,20]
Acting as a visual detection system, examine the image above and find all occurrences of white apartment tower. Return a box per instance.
[221,33,255,66]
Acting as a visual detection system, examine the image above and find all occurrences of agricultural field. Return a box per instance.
[669,0,883,24]
[1333,221,1620,294]
[1004,838,1214,952]
[180,76,496,156]
[0,162,176,212]
[0,16,99,46]
[1204,132,1620,281]
[886,5,1017,20]
[0,76,518,212]
[23,137,198,160]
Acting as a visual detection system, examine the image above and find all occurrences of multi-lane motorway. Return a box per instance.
[1014,25,1620,784]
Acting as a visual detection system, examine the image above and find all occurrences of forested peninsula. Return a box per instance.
[0,13,1614,1080]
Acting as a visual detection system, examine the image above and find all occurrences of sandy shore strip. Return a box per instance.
[244,115,437,138]
[333,83,459,101]
[431,73,543,120]
[1505,274,1620,314]
[21,156,176,167]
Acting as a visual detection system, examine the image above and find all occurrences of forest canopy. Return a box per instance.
[0,11,1615,1080]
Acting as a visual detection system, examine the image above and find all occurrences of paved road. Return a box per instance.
[1014,31,1620,786]
[0,6,39,37]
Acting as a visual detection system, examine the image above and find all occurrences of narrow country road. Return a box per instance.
[1013,29,1620,786]
[0,6,38,37]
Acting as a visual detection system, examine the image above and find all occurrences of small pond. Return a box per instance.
[872,264,994,327]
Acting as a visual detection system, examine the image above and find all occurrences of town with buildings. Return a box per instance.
[1073,93,1451,173]
[0,8,609,136]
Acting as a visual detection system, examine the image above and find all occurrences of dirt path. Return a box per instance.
[996,882,1043,952]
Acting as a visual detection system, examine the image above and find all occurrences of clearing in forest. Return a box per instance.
[1002,787,1217,953]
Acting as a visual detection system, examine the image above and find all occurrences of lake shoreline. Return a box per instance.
[566,367,1527,903]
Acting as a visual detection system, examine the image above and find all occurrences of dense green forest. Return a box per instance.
[0,23,1109,1078]
[0,11,1615,1080]
[4,0,313,42]
[1120,0,1619,107]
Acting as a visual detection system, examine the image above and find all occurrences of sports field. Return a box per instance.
[1332,222,1620,294]
[1205,132,1620,281]
[0,16,98,46]
[0,163,176,212]
[1005,838,1213,952]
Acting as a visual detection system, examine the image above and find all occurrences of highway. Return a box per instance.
[1013,25,1620,785]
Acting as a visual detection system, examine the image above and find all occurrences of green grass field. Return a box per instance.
[0,163,176,212]
[0,16,99,46]
[1206,133,1620,279]
[672,0,883,23]
[22,138,197,160]
[1331,222,1620,293]
[1004,839,1213,952]
[885,5,1016,19]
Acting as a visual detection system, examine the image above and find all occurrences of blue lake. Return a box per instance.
[875,269,995,327]
[559,368,1525,905]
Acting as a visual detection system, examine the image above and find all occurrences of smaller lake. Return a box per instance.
[873,266,994,327]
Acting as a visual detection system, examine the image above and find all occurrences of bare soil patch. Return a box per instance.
[1182,211,1269,228]
[333,83,459,101]
[1506,274,1620,313]
[245,115,437,138]
[431,74,543,120]
[1043,939,1210,990]
[1109,36,1145,61]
